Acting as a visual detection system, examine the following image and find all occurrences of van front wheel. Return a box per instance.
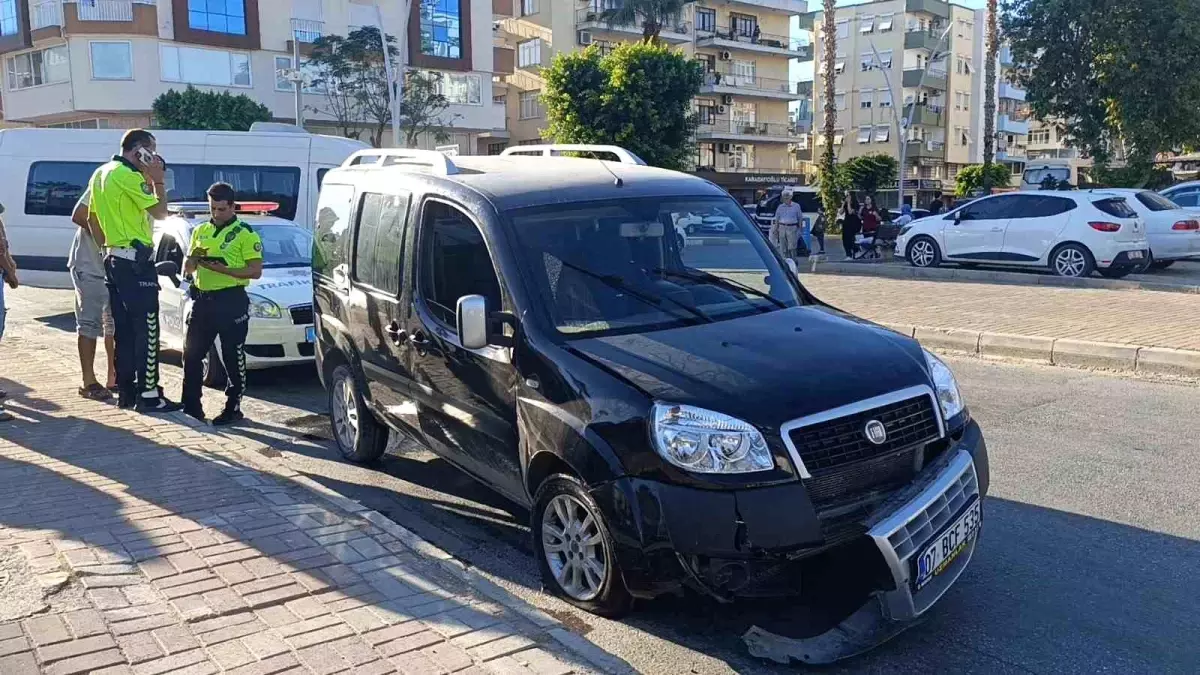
[533,474,632,618]
[328,364,388,463]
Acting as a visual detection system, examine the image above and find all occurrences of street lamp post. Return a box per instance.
[867,23,953,208]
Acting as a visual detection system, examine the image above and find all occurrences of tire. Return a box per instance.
[327,363,388,463]
[1098,266,1132,279]
[202,345,228,390]
[532,474,632,618]
[1049,243,1096,278]
[1151,260,1175,270]
[907,236,942,268]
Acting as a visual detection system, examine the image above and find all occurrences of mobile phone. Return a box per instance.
[136,147,154,165]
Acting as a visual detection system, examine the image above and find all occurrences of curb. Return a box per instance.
[804,260,1200,294]
[882,323,1200,378]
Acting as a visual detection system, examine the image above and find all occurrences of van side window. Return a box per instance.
[155,234,185,268]
[316,168,329,190]
[418,202,501,328]
[352,191,410,295]
[26,161,99,216]
[164,165,302,220]
[313,184,355,277]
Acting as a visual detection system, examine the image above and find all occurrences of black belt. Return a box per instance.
[189,286,247,300]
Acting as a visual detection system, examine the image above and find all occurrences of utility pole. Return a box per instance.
[291,28,304,129]
[371,0,407,148]
[867,23,952,208]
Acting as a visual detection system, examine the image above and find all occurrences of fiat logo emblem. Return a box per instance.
[864,420,888,445]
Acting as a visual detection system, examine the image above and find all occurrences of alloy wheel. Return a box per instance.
[542,494,608,601]
[1054,247,1088,277]
[331,374,359,452]
[911,239,936,267]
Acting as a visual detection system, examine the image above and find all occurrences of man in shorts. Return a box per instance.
[71,188,117,400]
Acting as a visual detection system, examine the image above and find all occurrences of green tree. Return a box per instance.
[839,153,898,198]
[818,0,839,228]
[398,72,456,148]
[982,0,999,189]
[598,0,693,43]
[151,86,271,131]
[955,163,1011,196]
[541,41,703,171]
[1004,0,1200,183]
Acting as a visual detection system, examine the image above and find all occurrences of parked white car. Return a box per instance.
[151,203,316,387]
[895,191,1150,278]
[1159,181,1200,207]
[1098,189,1200,269]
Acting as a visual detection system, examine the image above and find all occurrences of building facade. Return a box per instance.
[494,0,811,202]
[0,0,505,153]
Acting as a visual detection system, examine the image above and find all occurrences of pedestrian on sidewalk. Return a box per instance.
[894,203,915,228]
[928,191,945,216]
[770,189,804,263]
[70,188,117,400]
[0,202,18,422]
[839,193,862,259]
[88,129,176,412]
[181,183,264,426]
[811,212,827,255]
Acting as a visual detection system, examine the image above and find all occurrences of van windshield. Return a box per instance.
[507,196,801,338]
[254,223,312,268]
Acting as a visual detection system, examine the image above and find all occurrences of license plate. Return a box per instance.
[1128,251,1144,260]
[913,499,982,591]
[305,326,316,343]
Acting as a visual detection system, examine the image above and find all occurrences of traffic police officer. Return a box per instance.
[89,129,177,412]
[181,182,264,425]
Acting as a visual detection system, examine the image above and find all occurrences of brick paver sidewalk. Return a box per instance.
[0,294,607,673]
[800,276,1200,351]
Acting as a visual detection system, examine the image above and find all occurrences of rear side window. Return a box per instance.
[1092,198,1138,219]
[352,191,411,295]
[313,183,355,278]
[1170,191,1200,207]
[1135,191,1179,212]
[1024,195,1076,217]
[26,161,98,216]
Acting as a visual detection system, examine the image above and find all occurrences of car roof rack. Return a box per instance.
[499,144,647,166]
[341,148,459,175]
[167,201,280,216]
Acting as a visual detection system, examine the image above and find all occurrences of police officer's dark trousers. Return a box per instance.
[104,255,161,398]
[182,287,249,410]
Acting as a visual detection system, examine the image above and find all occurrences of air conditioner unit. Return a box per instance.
[721,94,734,105]
[577,30,592,46]
[720,51,732,61]
[718,143,732,154]
[717,105,727,114]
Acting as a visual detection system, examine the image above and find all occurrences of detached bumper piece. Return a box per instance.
[743,447,982,665]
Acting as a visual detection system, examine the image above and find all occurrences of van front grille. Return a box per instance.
[788,395,939,474]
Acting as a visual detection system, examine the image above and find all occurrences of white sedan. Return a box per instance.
[1099,189,1200,270]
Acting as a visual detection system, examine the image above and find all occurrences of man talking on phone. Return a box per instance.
[88,129,177,412]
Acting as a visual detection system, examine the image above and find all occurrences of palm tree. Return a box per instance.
[600,0,694,43]
[982,0,999,189]
[818,0,838,224]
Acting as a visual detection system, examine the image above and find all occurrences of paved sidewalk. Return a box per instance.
[0,295,608,673]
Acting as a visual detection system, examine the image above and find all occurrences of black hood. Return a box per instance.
[567,306,931,429]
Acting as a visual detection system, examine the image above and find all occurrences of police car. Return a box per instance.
[151,202,315,386]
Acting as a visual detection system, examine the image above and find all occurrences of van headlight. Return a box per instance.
[924,350,965,420]
[248,293,283,319]
[899,225,913,236]
[651,404,774,474]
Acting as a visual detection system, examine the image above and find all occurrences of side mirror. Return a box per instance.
[156,260,181,288]
[953,210,964,224]
[457,294,489,350]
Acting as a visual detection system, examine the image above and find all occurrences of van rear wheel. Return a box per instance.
[328,364,388,463]
[533,474,632,618]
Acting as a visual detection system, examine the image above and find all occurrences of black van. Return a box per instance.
[311,146,988,651]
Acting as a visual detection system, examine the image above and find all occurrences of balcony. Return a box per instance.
[904,29,943,51]
[906,0,950,19]
[696,26,812,60]
[494,46,514,75]
[290,18,324,43]
[795,80,813,97]
[696,118,800,143]
[575,7,691,44]
[66,0,155,22]
[906,139,946,158]
[30,0,64,37]
[493,0,514,18]
[996,148,1027,162]
[62,0,158,36]
[999,81,1026,101]
[699,70,800,101]
[998,114,1030,135]
[902,68,947,91]
[905,102,943,127]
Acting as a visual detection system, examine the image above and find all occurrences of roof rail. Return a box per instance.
[499,144,647,166]
[341,148,459,175]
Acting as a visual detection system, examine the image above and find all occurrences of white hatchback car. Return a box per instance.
[895,191,1150,278]
[1098,189,1200,270]
[151,202,316,387]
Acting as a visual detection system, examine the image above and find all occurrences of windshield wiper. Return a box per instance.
[556,260,714,324]
[652,268,790,309]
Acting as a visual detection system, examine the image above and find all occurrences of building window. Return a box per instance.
[878,14,894,33]
[90,41,133,81]
[731,101,755,126]
[0,0,17,36]
[963,92,970,111]
[857,126,871,144]
[859,15,874,33]
[161,45,251,87]
[430,71,481,105]
[6,46,70,90]
[188,0,247,35]
[832,60,846,75]
[875,125,890,142]
[487,142,506,155]
[518,39,542,68]
[421,0,463,59]
[834,92,845,110]
[731,13,757,37]
[698,143,715,168]
[521,0,537,16]
[519,90,541,119]
[696,8,715,33]
[879,88,893,108]
[833,129,844,145]
[836,21,848,39]
[879,50,893,69]
[860,53,873,72]
[696,98,717,124]
[859,89,873,109]
[274,56,325,93]
[729,144,754,169]
[42,119,109,129]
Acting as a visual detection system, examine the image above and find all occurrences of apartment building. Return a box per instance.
[493,0,812,203]
[808,0,982,204]
[0,0,505,153]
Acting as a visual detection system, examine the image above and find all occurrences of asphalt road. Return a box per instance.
[9,289,1199,674]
